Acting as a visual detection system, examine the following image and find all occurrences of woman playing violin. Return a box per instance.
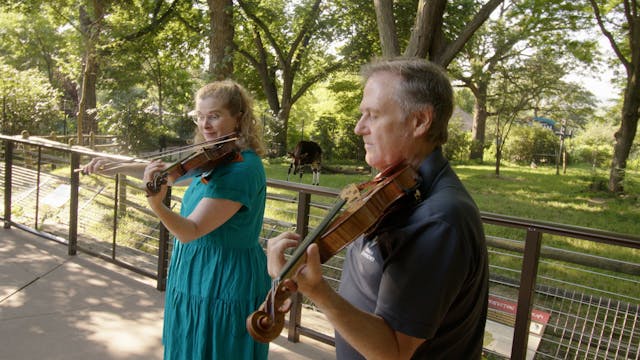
[83,80,270,359]
[267,58,489,359]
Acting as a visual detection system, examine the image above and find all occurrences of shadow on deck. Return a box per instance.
[0,228,335,359]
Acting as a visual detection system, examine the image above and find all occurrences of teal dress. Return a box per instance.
[162,150,270,359]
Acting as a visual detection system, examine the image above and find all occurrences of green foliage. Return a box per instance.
[455,88,475,114]
[503,124,558,165]
[94,87,180,153]
[443,117,472,162]
[570,121,616,167]
[0,61,62,135]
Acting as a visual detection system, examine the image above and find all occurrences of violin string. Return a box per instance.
[270,278,278,320]
[77,134,238,173]
[146,134,238,159]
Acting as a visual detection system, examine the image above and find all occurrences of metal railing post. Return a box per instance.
[34,146,42,229]
[68,152,80,255]
[510,228,543,359]
[288,191,312,342]
[112,174,119,260]
[3,140,13,228]
[157,187,172,291]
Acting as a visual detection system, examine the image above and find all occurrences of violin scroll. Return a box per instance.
[246,280,297,343]
[146,172,169,195]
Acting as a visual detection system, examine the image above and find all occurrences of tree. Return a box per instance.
[101,0,203,128]
[588,0,640,193]
[450,0,595,162]
[208,0,235,79]
[488,49,574,176]
[234,0,351,155]
[0,5,81,131]
[373,0,504,67]
[77,1,108,142]
[0,62,62,135]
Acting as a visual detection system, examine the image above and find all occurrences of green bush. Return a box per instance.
[0,62,62,135]
[443,117,471,161]
[503,125,557,165]
[569,122,615,168]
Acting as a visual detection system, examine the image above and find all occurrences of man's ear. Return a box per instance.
[413,106,434,137]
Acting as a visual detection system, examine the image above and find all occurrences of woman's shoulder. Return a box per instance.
[219,149,264,175]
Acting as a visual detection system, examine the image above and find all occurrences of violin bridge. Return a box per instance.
[339,183,361,205]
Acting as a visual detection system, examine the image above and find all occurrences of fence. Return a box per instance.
[1,134,639,359]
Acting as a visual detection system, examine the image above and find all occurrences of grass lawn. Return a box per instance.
[265,157,640,301]
[264,158,639,237]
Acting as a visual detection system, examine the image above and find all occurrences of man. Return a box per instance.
[267,57,488,359]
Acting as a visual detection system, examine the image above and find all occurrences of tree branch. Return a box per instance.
[588,0,629,69]
[123,0,181,41]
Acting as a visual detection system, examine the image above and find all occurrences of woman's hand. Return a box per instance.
[266,231,300,278]
[80,157,119,176]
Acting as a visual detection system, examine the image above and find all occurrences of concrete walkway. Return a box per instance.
[0,228,335,360]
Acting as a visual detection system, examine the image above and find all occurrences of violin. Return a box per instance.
[246,162,421,343]
[145,134,239,195]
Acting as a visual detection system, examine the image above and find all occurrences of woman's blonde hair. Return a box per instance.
[193,80,265,156]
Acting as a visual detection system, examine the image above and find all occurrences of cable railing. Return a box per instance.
[1,134,639,360]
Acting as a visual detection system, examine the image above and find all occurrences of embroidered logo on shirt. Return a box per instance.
[360,240,377,263]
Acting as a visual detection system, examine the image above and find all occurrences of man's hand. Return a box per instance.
[266,231,300,278]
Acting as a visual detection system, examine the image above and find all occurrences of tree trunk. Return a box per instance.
[405,0,443,58]
[373,0,400,57]
[275,104,292,156]
[78,4,102,144]
[208,0,234,80]
[470,84,489,161]
[495,147,501,177]
[608,82,639,193]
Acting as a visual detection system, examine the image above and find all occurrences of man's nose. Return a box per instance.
[354,116,366,135]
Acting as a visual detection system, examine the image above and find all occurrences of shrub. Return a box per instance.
[503,125,557,165]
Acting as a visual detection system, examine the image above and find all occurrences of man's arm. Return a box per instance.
[267,233,424,359]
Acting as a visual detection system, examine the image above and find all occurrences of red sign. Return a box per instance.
[488,295,550,324]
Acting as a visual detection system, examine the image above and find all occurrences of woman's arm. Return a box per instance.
[150,196,241,243]
[81,157,147,179]
[143,160,241,243]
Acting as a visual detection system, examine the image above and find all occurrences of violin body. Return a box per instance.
[315,164,418,262]
[246,163,420,343]
[146,135,238,195]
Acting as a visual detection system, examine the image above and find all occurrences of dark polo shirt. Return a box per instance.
[336,147,488,359]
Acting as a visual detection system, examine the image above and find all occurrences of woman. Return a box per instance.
[83,80,270,359]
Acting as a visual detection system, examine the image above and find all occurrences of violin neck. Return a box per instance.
[276,197,347,281]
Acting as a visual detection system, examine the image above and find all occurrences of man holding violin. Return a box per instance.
[266,57,489,359]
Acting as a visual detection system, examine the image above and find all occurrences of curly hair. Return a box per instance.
[193,80,265,156]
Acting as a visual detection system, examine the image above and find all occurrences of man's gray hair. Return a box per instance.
[361,57,454,145]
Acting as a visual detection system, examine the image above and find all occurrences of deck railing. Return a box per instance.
[1,134,639,360]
